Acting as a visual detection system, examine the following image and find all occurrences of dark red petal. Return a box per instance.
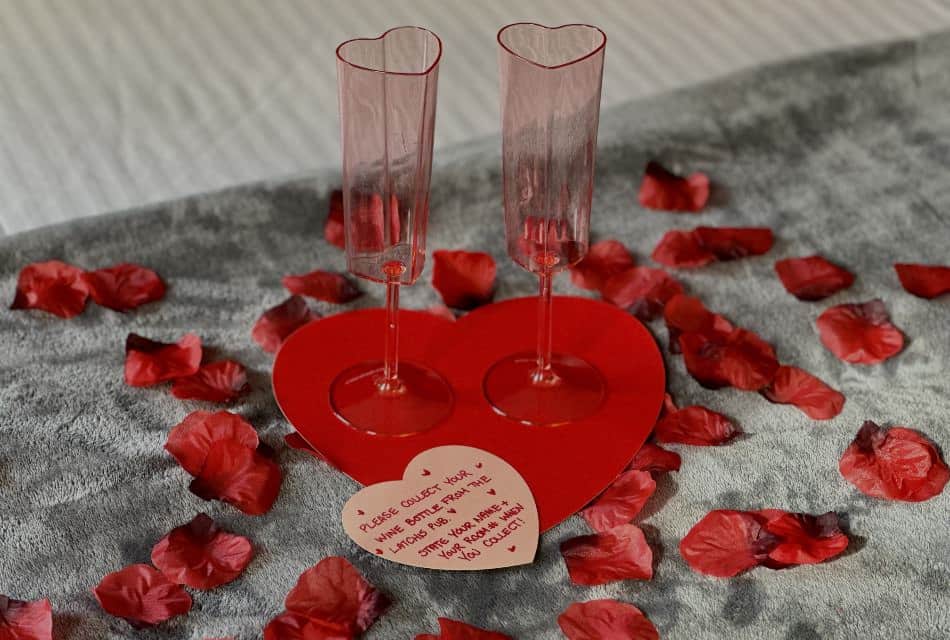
[93,564,192,628]
[816,300,904,365]
[252,296,318,353]
[325,190,346,250]
[124,333,202,387]
[628,442,681,475]
[839,421,949,502]
[679,510,778,577]
[560,524,653,585]
[431,250,496,310]
[894,263,950,299]
[151,513,253,590]
[415,618,513,640]
[654,406,739,446]
[651,230,715,268]
[10,260,88,318]
[638,161,710,213]
[602,267,684,321]
[285,557,390,635]
[82,263,166,311]
[284,432,337,468]
[680,328,779,390]
[774,256,854,301]
[569,240,636,292]
[282,270,361,304]
[426,304,457,321]
[761,365,845,420]
[580,470,656,533]
[189,439,282,515]
[758,511,849,567]
[264,612,351,640]
[166,410,259,476]
[558,599,659,640]
[171,360,250,403]
[0,596,52,640]
[694,227,774,261]
[663,294,733,353]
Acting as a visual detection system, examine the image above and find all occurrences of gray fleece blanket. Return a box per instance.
[2,32,949,640]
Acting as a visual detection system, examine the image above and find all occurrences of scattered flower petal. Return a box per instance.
[0,596,52,640]
[663,294,733,353]
[325,190,345,249]
[166,410,259,476]
[82,263,166,311]
[628,442,681,475]
[638,161,710,212]
[654,405,739,446]
[569,240,636,292]
[558,599,659,640]
[651,230,715,268]
[189,439,282,515]
[252,296,318,353]
[171,360,250,403]
[761,365,845,420]
[894,263,950,299]
[680,328,779,390]
[839,421,949,502]
[580,470,657,532]
[284,557,390,636]
[432,250,496,310]
[151,513,254,590]
[560,524,653,585]
[758,511,849,567]
[694,227,774,261]
[124,333,202,387]
[774,256,854,301]
[680,510,778,577]
[602,267,684,321]
[415,618,513,640]
[816,300,904,365]
[283,270,361,304]
[264,612,350,640]
[10,260,88,318]
[93,564,192,628]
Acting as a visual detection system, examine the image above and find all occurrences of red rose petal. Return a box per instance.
[284,557,390,636]
[189,439,282,515]
[654,405,739,446]
[663,294,733,353]
[93,564,192,628]
[10,260,88,318]
[894,263,950,299]
[580,470,657,533]
[694,227,774,261]
[264,612,350,640]
[431,250,497,310]
[0,596,52,640]
[638,161,710,213]
[602,267,684,321]
[651,230,715,269]
[252,296,319,353]
[816,300,904,365]
[839,421,949,502]
[560,524,653,585]
[82,263,166,311]
[166,410,259,476]
[151,513,254,590]
[679,510,778,577]
[680,328,779,390]
[761,365,845,420]
[515,216,584,269]
[282,270,361,304]
[628,442,681,475]
[284,432,336,467]
[415,618,513,640]
[774,256,854,301]
[758,511,849,567]
[124,333,202,387]
[325,190,345,250]
[171,360,250,403]
[558,599,660,640]
[569,239,636,292]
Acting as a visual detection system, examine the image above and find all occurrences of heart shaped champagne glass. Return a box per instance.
[484,23,607,426]
[331,26,452,436]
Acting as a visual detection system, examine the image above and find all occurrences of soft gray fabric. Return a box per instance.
[2,33,949,639]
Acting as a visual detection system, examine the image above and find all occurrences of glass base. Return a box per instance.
[329,361,453,436]
[483,352,607,426]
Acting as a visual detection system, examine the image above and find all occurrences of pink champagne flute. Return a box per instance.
[331,26,452,436]
[484,23,607,426]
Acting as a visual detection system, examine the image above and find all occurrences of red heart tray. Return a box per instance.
[272,296,665,532]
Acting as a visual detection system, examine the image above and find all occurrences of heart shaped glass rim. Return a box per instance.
[497,22,606,70]
[336,25,443,77]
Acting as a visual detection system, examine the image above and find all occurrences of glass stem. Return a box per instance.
[533,269,559,386]
[378,272,405,395]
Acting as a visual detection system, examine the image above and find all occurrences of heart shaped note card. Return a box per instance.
[342,446,539,570]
